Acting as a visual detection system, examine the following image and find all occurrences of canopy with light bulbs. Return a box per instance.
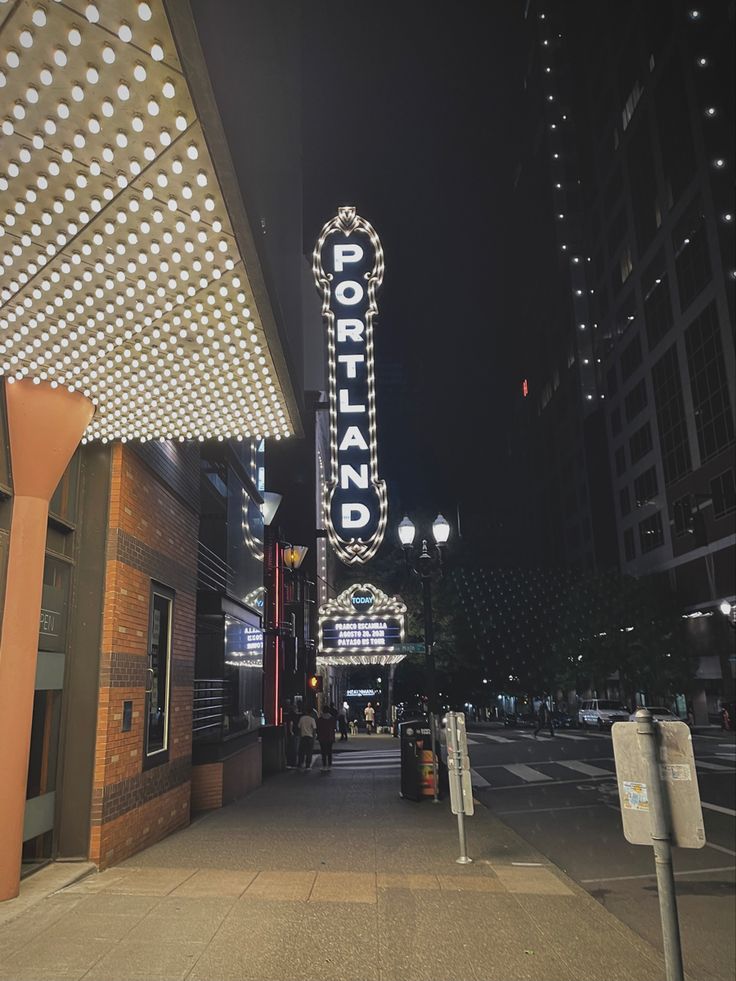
[0,0,300,442]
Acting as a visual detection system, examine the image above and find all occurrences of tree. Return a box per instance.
[451,566,694,703]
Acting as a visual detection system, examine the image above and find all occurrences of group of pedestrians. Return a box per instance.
[284,701,341,771]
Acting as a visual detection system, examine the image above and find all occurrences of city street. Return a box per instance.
[467,723,736,981]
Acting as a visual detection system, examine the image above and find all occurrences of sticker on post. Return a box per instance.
[622,781,648,811]
[660,763,691,782]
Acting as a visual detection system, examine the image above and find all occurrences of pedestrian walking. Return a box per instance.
[297,707,317,768]
[337,708,348,741]
[284,701,300,768]
[534,698,554,738]
[317,706,336,770]
[364,701,375,734]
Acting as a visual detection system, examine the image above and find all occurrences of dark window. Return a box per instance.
[620,334,642,383]
[639,511,665,553]
[643,255,674,351]
[615,445,627,475]
[628,122,659,255]
[604,167,624,214]
[607,208,628,255]
[711,470,736,518]
[611,407,622,436]
[624,378,648,423]
[657,63,696,204]
[629,422,652,464]
[685,302,734,462]
[674,199,711,312]
[607,365,619,397]
[623,527,636,561]
[672,495,692,538]
[651,344,692,484]
[620,486,631,516]
[634,466,659,507]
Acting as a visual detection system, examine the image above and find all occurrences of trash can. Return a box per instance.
[399,718,434,801]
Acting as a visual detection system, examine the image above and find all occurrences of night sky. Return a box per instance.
[301,1,524,521]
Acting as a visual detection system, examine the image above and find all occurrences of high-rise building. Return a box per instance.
[509,0,735,719]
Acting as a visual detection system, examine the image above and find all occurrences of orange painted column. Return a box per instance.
[0,380,94,901]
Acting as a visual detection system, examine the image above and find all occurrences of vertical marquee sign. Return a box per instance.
[313,206,387,564]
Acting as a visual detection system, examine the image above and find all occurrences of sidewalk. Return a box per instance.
[0,735,669,981]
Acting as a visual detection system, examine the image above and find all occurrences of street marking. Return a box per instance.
[701,801,736,817]
[470,768,491,788]
[497,804,608,815]
[515,733,538,740]
[716,753,736,759]
[552,732,589,742]
[556,760,614,778]
[511,862,544,867]
[580,731,611,739]
[502,763,552,783]
[473,732,514,744]
[696,761,735,771]
[581,866,736,884]
[705,842,736,857]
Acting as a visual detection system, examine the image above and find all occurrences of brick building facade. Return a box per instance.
[89,446,198,867]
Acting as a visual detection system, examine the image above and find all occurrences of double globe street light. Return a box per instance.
[397,514,451,802]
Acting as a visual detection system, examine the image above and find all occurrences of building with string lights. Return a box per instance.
[0,0,323,899]
[507,0,734,720]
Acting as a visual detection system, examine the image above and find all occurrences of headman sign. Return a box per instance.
[313,207,387,564]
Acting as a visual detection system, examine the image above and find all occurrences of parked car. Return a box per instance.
[578,699,630,728]
[503,710,536,728]
[628,705,678,722]
[551,710,578,729]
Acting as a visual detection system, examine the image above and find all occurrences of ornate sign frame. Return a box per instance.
[313,206,387,565]
[318,583,406,654]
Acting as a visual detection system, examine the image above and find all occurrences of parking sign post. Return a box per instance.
[634,708,684,981]
[445,712,473,864]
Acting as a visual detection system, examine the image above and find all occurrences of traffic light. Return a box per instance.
[308,674,323,693]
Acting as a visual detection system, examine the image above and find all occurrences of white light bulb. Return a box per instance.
[102,45,115,65]
[118,23,133,43]
[151,42,164,61]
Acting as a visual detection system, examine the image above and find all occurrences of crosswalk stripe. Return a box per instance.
[503,763,552,783]
[471,767,491,788]
[332,763,400,770]
[552,732,589,742]
[580,731,611,739]
[557,760,614,778]
[696,761,735,771]
[473,732,513,744]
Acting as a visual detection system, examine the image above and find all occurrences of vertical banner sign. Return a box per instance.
[313,207,387,564]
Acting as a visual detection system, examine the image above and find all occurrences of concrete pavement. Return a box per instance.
[0,735,671,981]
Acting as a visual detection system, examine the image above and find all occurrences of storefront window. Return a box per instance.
[49,451,80,525]
[145,585,174,760]
[223,614,263,735]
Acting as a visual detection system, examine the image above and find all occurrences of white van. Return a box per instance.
[578,699,629,729]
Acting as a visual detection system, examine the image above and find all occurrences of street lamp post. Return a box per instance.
[398,514,451,803]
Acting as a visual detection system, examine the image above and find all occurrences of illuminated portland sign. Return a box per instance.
[318,584,405,655]
[313,207,387,565]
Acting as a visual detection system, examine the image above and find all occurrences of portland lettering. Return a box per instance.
[313,207,388,564]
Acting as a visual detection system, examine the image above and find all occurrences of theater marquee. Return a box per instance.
[317,585,406,665]
[313,207,387,565]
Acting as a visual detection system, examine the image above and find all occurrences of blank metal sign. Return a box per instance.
[611,721,705,848]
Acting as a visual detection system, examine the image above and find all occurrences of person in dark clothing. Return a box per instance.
[317,707,336,769]
[284,701,300,768]
[337,708,348,741]
[534,699,554,738]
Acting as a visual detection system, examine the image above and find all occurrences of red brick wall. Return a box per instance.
[90,445,197,868]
